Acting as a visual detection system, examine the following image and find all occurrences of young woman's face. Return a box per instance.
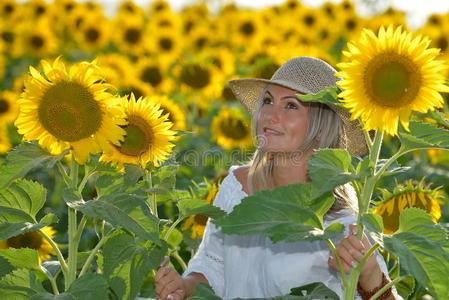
[256,84,310,153]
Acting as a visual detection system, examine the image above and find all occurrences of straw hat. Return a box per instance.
[228,56,367,155]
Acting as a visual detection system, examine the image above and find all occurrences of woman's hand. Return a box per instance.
[155,256,186,300]
[328,224,384,291]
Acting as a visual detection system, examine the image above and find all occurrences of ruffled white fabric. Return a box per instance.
[183,166,399,300]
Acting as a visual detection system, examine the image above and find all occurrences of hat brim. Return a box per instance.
[228,78,314,114]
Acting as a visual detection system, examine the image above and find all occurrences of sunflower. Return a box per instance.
[373,180,444,234]
[120,79,153,100]
[15,20,59,57]
[337,25,449,136]
[14,57,127,164]
[117,0,144,18]
[149,0,171,15]
[211,106,253,150]
[146,27,183,64]
[0,90,19,123]
[152,95,186,130]
[182,174,226,239]
[24,0,52,20]
[74,13,110,52]
[96,53,132,87]
[0,19,16,52]
[0,0,20,21]
[173,58,225,99]
[0,123,12,154]
[113,16,147,56]
[100,94,176,168]
[0,226,56,263]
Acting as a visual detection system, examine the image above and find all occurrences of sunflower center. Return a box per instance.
[240,21,255,36]
[141,66,162,87]
[346,19,356,31]
[1,31,14,44]
[38,81,103,142]
[303,14,315,26]
[30,35,44,49]
[437,36,448,52]
[125,28,141,44]
[159,37,173,51]
[364,52,421,108]
[116,115,153,156]
[0,98,9,113]
[7,232,43,250]
[35,5,46,16]
[220,118,248,140]
[4,4,14,15]
[85,27,100,42]
[180,64,210,89]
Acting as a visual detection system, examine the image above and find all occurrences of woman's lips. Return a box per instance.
[263,127,283,136]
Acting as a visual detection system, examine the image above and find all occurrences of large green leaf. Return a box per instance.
[0,223,45,240]
[213,183,343,243]
[0,248,40,272]
[383,208,449,300]
[103,231,162,300]
[0,179,46,221]
[398,120,449,151]
[0,142,66,189]
[177,198,226,219]
[65,189,160,245]
[66,273,109,300]
[187,283,222,300]
[297,86,343,107]
[307,149,358,198]
[290,282,340,300]
[0,268,46,299]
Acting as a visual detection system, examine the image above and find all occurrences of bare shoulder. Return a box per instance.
[232,166,250,194]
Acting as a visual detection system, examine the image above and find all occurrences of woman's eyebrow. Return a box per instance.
[265,91,302,102]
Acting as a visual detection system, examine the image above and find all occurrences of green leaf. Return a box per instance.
[103,231,155,300]
[0,248,40,271]
[213,183,341,243]
[383,209,449,300]
[361,213,384,233]
[187,282,222,300]
[0,179,47,221]
[41,261,61,278]
[308,149,358,198]
[297,86,343,107]
[398,120,449,151]
[177,198,226,219]
[124,164,144,188]
[30,293,76,300]
[94,174,124,198]
[66,273,108,300]
[0,223,45,240]
[290,282,340,300]
[66,189,160,245]
[0,268,46,299]
[0,142,66,189]
[39,213,59,225]
[395,276,415,300]
[161,227,183,248]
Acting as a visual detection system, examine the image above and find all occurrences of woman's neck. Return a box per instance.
[271,152,311,187]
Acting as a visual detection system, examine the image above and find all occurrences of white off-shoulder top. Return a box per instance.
[183,166,398,300]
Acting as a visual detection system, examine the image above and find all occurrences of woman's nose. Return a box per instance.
[266,105,280,123]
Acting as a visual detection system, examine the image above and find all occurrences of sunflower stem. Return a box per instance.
[368,276,406,300]
[146,171,158,217]
[38,228,68,276]
[357,130,383,239]
[171,250,188,271]
[40,265,60,295]
[56,161,70,186]
[79,232,113,277]
[66,157,79,289]
[163,216,184,242]
[363,130,373,152]
[77,167,97,195]
[326,239,347,288]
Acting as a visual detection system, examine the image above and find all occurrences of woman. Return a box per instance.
[155,57,399,300]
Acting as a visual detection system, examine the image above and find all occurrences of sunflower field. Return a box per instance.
[0,0,449,299]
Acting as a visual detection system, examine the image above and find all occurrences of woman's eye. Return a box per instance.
[263,97,272,104]
[286,102,298,109]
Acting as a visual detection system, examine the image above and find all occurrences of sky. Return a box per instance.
[92,0,449,29]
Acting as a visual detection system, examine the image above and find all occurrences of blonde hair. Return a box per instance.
[246,86,358,216]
